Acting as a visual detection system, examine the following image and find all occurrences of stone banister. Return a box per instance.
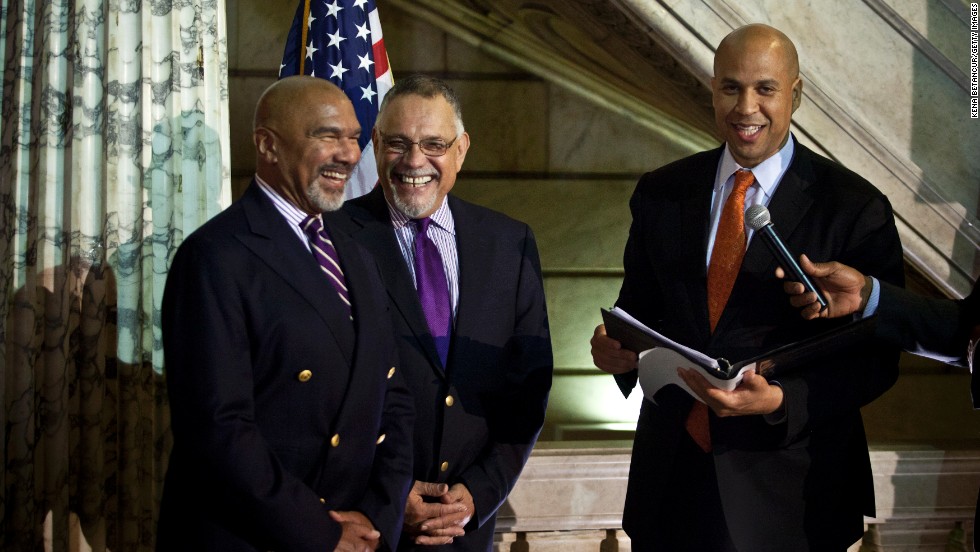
[493,441,978,551]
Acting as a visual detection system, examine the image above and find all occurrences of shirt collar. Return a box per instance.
[255,174,314,228]
[716,134,796,198]
[385,194,455,235]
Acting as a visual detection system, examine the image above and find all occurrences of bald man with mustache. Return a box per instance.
[157,76,414,552]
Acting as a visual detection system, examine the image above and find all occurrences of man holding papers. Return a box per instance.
[591,24,904,552]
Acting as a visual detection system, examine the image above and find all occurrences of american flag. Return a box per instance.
[280,0,393,199]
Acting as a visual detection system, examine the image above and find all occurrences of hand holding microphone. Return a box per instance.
[744,205,828,312]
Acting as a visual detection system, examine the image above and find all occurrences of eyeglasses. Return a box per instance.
[379,133,458,157]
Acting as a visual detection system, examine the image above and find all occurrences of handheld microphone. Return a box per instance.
[744,204,828,311]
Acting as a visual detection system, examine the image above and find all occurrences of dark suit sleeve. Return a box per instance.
[355,277,416,551]
[776,190,904,440]
[163,236,343,552]
[457,225,554,527]
[876,280,974,367]
[613,175,663,397]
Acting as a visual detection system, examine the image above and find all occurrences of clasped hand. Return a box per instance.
[329,510,380,552]
[403,481,474,546]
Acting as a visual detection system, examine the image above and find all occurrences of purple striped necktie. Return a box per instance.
[413,218,451,367]
[301,215,352,321]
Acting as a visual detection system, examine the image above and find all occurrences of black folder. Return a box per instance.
[601,307,878,380]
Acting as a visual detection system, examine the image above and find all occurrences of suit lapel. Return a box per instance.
[677,151,721,345]
[236,183,356,364]
[740,147,815,277]
[342,188,446,374]
[448,196,492,372]
[322,217,387,407]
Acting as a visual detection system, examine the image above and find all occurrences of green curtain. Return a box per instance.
[0,0,230,549]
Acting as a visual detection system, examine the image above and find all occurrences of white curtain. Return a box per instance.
[0,0,229,549]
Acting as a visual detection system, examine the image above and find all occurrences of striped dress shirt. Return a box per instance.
[387,196,460,323]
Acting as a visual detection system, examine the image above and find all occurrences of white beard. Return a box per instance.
[391,187,437,219]
[307,181,345,212]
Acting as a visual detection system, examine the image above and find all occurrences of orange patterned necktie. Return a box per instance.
[686,169,756,453]
[707,169,756,332]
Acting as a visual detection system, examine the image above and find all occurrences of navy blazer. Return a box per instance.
[615,143,905,551]
[157,183,415,552]
[877,280,980,403]
[335,188,553,552]
[877,281,978,368]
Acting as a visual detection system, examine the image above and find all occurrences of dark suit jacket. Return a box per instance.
[157,183,415,552]
[877,279,980,405]
[614,143,904,551]
[334,188,553,552]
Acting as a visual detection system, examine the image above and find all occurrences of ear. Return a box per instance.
[372,126,383,158]
[453,131,471,172]
[254,128,277,163]
[791,78,803,111]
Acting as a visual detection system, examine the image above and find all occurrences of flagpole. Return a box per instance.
[281,0,390,199]
[299,0,312,74]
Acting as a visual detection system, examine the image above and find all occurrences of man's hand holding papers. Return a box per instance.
[595,306,876,415]
[598,307,757,403]
[677,366,785,417]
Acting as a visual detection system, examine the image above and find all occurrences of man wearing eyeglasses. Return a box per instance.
[332,74,554,551]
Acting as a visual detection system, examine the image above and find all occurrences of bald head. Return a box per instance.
[711,24,802,168]
[715,24,799,82]
[254,75,351,134]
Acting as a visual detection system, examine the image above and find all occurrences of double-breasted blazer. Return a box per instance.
[334,187,554,551]
[157,182,415,552]
[614,143,905,551]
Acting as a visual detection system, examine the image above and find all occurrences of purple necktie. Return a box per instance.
[301,215,352,320]
[413,218,451,367]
